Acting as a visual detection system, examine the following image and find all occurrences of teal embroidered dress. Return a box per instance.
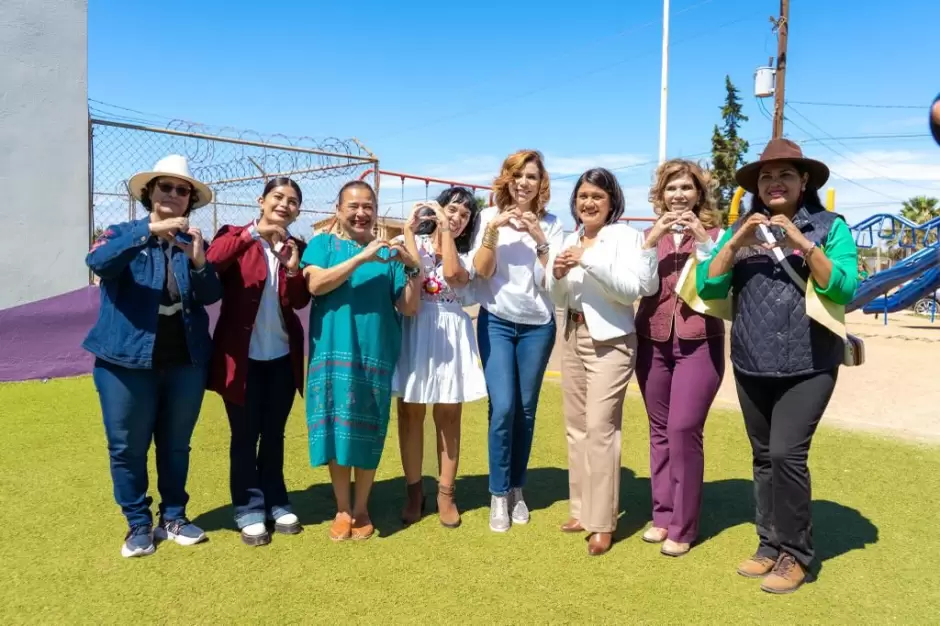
[300,233,409,470]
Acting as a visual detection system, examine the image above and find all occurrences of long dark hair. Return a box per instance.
[569,168,625,226]
[435,186,480,254]
[262,177,303,204]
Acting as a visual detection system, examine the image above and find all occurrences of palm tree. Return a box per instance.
[882,196,940,256]
[902,196,940,246]
[900,196,940,224]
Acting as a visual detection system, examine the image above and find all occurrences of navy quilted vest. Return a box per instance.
[729,204,845,377]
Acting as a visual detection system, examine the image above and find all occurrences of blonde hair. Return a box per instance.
[492,150,551,216]
[648,159,720,229]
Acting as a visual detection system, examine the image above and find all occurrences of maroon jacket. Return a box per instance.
[206,224,310,406]
[635,226,725,343]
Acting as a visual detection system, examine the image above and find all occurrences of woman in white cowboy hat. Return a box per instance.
[83,154,222,558]
[697,139,859,594]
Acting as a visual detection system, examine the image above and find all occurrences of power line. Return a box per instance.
[787,103,940,192]
[786,100,924,110]
[782,115,905,202]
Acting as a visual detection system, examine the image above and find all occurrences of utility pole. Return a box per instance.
[658,0,670,164]
[771,0,789,138]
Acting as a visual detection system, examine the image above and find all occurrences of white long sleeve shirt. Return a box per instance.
[468,206,565,326]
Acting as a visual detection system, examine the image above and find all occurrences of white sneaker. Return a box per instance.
[489,495,511,532]
[240,522,270,547]
[510,488,530,525]
[273,512,302,535]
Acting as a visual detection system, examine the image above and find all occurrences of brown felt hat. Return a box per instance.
[735,138,830,194]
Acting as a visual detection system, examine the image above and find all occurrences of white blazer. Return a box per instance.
[547,223,659,341]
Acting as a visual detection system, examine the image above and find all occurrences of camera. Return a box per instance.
[414,206,437,236]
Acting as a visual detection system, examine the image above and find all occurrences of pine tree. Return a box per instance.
[710,76,749,225]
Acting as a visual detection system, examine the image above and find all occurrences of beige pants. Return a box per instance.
[561,318,637,533]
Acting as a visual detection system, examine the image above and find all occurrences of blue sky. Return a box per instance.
[89,0,940,230]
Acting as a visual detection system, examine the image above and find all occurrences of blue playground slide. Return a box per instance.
[846,244,940,313]
[861,265,940,314]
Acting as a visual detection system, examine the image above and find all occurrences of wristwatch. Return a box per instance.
[405,265,420,278]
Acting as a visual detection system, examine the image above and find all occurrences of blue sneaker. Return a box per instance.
[121,524,155,558]
[154,517,207,546]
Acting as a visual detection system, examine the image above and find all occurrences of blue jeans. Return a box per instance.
[93,359,207,528]
[223,356,296,529]
[477,308,556,496]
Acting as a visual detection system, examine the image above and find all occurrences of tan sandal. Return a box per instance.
[329,513,352,542]
[641,526,668,543]
[351,516,374,540]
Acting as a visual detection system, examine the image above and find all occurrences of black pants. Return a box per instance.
[734,368,838,569]
[224,356,296,529]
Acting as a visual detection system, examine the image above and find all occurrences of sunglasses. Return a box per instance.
[156,182,193,197]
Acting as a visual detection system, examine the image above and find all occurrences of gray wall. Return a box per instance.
[0,0,89,308]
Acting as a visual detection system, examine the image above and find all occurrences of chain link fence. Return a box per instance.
[90,119,379,250]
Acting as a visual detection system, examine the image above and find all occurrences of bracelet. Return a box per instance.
[802,241,817,258]
[285,268,300,277]
[404,265,421,278]
[482,226,498,250]
[535,242,550,256]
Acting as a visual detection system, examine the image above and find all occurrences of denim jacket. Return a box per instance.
[83,217,223,369]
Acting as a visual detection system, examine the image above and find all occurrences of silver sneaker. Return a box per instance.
[489,495,510,532]
[510,487,530,525]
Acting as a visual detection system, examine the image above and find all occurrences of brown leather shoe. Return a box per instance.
[329,513,352,542]
[560,518,584,533]
[760,554,807,594]
[401,481,425,526]
[736,554,777,578]
[351,516,375,541]
[437,483,461,529]
[587,532,613,556]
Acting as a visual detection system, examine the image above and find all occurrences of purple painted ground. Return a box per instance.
[0,287,312,383]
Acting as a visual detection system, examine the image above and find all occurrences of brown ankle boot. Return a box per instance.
[437,483,461,529]
[401,480,425,526]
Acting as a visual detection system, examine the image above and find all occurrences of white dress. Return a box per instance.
[393,234,488,404]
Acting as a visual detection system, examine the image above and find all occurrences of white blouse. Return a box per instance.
[468,206,565,326]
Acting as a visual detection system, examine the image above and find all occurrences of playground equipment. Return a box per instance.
[847,213,940,321]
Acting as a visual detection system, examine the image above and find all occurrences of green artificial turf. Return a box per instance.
[1,376,937,623]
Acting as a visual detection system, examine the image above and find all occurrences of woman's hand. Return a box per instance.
[728,213,769,250]
[643,212,682,248]
[256,222,288,245]
[355,239,390,265]
[149,217,189,241]
[428,202,451,233]
[680,211,710,244]
[177,227,206,268]
[389,241,420,270]
[490,207,524,230]
[519,212,547,245]
[768,214,813,253]
[276,239,300,274]
[552,247,582,279]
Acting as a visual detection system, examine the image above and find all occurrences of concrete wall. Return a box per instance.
[0,0,89,308]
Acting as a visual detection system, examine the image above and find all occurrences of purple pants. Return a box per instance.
[636,330,725,543]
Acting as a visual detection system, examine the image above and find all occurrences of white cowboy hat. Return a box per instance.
[127,154,214,209]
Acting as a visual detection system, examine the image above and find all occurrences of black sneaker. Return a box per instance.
[154,517,207,546]
[121,524,155,558]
